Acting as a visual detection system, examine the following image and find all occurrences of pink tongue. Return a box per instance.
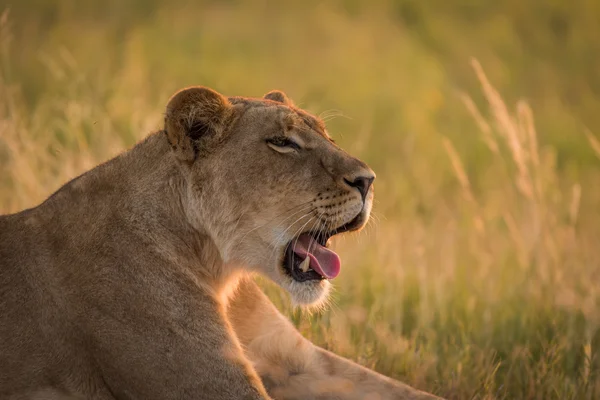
[291,234,341,279]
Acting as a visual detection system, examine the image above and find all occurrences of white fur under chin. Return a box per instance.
[283,277,331,309]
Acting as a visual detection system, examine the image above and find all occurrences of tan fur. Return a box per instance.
[0,87,440,399]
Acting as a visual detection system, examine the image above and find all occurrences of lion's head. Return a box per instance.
[164,87,374,305]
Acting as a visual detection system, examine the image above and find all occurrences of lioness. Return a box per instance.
[0,87,439,399]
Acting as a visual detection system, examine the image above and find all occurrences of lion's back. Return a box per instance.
[0,211,39,330]
[0,211,80,394]
[0,212,48,388]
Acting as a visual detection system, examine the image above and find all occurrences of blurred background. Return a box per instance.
[1,1,599,398]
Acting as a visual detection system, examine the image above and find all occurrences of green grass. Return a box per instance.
[1,1,600,398]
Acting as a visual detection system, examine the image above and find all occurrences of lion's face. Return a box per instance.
[165,88,374,305]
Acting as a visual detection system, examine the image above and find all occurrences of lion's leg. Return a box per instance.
[227,278,441,400]
[89,286,271,400]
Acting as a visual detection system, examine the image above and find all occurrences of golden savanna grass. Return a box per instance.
[1,1,600,398]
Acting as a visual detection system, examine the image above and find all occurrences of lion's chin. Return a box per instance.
[248,258,331,308]
[281,277,331,308]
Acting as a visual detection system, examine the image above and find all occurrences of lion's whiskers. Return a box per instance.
[265,212,314,267]
[238,201,314,242]
[290,216,316,254]
[305,208,329,255]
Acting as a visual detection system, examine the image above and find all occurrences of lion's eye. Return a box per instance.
[266,137,301,153]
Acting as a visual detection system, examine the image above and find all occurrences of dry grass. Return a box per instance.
[1,2,600,399]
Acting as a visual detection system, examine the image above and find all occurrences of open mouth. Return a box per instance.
[282,214,364,282]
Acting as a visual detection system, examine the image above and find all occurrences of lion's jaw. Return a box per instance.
[166,88,375,306]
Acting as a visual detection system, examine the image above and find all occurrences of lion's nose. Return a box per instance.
[343,175,375,201]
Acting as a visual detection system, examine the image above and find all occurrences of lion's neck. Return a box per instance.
[40,131,239,296]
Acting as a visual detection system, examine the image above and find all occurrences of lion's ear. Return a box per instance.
[263,90,294,106]
[164,86,233,162]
